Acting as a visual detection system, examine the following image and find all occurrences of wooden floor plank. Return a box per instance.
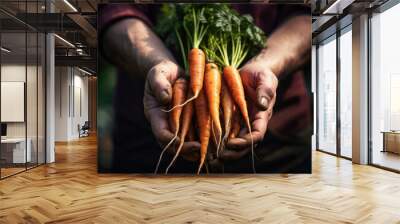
[0,135,400,223]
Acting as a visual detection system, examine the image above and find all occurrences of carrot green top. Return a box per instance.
[155,4,266,71]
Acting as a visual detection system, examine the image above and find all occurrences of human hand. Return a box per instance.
[143,60,200,159]
[220,59,278,161]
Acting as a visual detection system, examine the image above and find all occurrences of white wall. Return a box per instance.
[1,65,26,138]
[1,64,40,137]
[55,66,89,141]
[72,72,89,138]
[1,63,46,164]
[55,66,69,141]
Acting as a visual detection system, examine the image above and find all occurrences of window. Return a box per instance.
[370,3,400,171]
[0,1,46,179]
[339,27,352,158]
[317,35,337,154]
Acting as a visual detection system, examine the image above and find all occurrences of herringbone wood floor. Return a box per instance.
[1,135,400,224]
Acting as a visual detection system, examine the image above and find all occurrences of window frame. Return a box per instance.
[315,22,353,161]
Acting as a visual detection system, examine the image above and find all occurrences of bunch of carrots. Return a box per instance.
[154,4,266,174]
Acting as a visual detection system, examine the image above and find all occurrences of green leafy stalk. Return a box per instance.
[184,7,208,49]
[155,4,266,69]
[203,34,223,65]
[202,4,266,69]
[216,36,230,66]
[175,28,188,73]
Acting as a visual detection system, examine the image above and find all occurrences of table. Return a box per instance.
[1,138,31,163]
[382,131,400,154]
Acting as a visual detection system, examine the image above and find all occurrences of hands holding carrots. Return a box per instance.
[218,58,278,162]
[143,54,279,172]
[143,60,201,164]
[149,4,271,173]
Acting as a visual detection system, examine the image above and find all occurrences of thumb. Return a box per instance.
[256,72,277,111]
[148,64,180,105]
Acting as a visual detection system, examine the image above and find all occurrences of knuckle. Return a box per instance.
[265,87,275,97]
[257,71,266,79]
[147,72,158,90]
[152,68,164,80]
[150,65,168,80]
[147,66,157,77]
[268,110,273,119]
[253,133,264,143]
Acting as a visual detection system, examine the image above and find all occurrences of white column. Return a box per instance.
[46,0,55,163]
[352,14,369,164]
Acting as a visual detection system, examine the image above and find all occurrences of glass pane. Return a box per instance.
[312,46,317,151]
[339,28,352,158]
[371,4,400,171]
[317,36,337,154]
[27,31,38,169]
[1,30,27,177]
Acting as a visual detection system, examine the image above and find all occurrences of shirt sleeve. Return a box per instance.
[98,4,156,64]
[98,4,153,36]
[276,5,310,26]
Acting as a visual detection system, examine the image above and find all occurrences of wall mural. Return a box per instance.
[98,3,312,174]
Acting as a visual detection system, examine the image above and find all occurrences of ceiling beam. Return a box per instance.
[322,0,356,15]
[67,13,97,47]
[52,0,97,47]
[55,55,96,72]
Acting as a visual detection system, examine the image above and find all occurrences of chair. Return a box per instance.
[78,121,90,138]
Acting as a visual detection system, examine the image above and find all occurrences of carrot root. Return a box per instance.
[165,139,183,174]
[221,130,229,153]
[154,134,178,174]
[161,93,197,113]
[246,121,255,173]
[165,98,194,174]
[197,161,204,175]
[217,129,222,157]
[211,122,219,157]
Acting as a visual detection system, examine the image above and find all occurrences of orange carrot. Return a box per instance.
[195,89,211,174]
[169,79,188,134]
[165,98,194,174]
[210,122,218,154]
[164,6,208,112]
[223,66,255,173]
[204,62,222,155]
[221,80,234,148]
[186,122,196,141]
[154,78,187,174]
[229,108,241,139]
[189,48,206,97]
[164,48,205,112]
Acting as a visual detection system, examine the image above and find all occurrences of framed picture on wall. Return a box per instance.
[97,3,312,174]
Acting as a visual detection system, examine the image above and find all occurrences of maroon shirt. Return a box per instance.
[98,4,312,173]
